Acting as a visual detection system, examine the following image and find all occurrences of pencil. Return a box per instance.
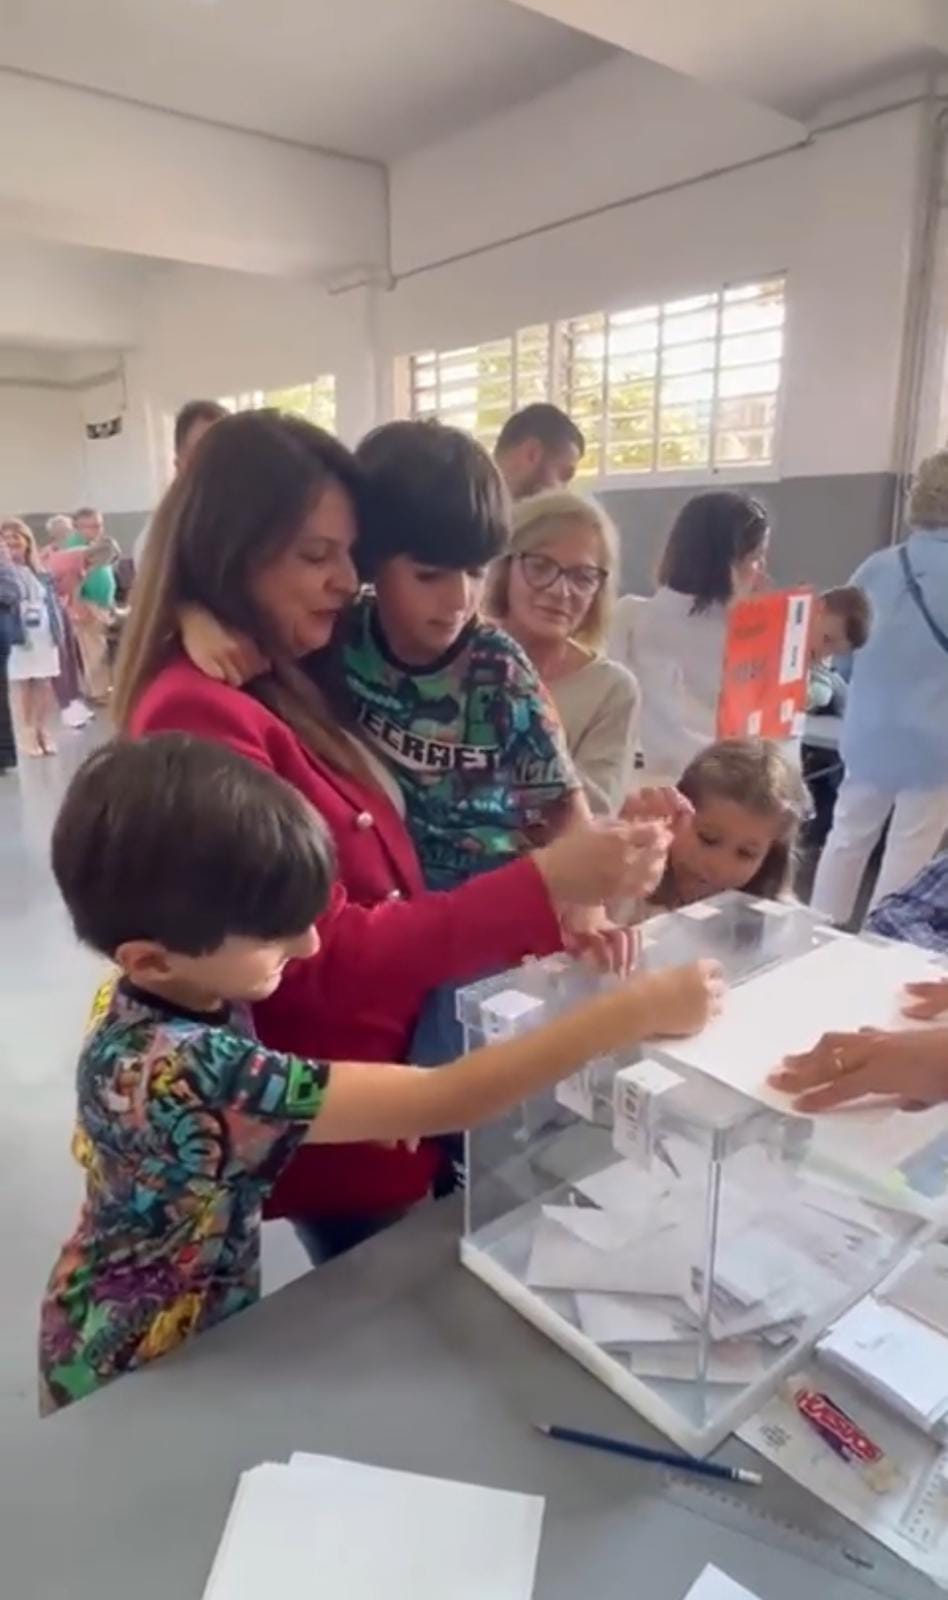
[534,1423,763,1485]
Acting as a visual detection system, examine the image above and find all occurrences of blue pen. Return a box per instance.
[535,1423,762,1485]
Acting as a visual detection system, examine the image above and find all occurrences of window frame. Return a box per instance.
[403,274,787,489]
[217,376,338,435]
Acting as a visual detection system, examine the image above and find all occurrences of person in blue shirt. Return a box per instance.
[811,450,948,925]
[867,849,948,955]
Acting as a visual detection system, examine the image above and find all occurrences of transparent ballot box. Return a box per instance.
[457,894,948,1456]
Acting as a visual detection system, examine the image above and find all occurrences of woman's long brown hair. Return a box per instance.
[113,410,376,783]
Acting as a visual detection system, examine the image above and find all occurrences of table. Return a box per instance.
[5,1204,938,1600]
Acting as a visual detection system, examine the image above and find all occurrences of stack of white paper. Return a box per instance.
[818,1298,948,1438]
[202,1453,544,1600]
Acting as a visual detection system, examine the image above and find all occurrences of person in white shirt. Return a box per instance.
[485,489,638,813]
[611,491,770,781]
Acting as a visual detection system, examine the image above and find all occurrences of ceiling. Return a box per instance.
[506,0,948,121]
[0,0,612,160]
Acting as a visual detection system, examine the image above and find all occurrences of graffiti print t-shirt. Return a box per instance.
[39,981,328,1412]
[344,596,579,889]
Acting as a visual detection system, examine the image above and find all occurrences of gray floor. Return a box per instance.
[0,724,308,1436]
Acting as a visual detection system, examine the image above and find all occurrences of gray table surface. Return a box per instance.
[6,1202,939,1600]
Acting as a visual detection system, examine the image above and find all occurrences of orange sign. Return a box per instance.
[717,587,814,741]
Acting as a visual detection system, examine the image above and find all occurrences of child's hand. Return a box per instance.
[637,959,725,1037]
[902,978,948,1022]
[561,905,638,976]
[179,603,270,687]
[621,819,673,900]
[620,786,693,833]
[534,818,664,908]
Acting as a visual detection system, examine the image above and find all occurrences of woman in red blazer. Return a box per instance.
[115,412,635,1257]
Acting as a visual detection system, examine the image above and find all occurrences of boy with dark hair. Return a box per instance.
[349,421,652,1066]
[494,403,586,499]
[350,420,582,892]
[40,733,720,1409]
[808,585,871,713]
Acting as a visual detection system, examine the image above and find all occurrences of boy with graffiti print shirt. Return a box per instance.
[346,597,577,890]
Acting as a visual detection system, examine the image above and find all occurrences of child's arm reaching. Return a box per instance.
[180,604,269,685]
[620,785,694,833]
[307,960,723,1145]
[179,604,672,946]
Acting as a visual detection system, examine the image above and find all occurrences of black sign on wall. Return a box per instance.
[86,417,123,440]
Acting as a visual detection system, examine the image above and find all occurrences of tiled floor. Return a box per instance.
[0,723,308,1439]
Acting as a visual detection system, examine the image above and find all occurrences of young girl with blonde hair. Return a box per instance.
[650,737,810,910]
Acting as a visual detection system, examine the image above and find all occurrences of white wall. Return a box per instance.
[0,237,146,351]
[382,69,925,480]
[0,388,85,515]
[1,65,929,520]
[0,350,162,516]
[390,56,802,273]
[0,72,387,279]
[0,247,384,514]
[139,265,379,448]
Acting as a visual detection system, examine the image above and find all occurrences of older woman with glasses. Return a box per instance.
[485,489,638,813]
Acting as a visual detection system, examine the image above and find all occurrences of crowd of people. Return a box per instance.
[0,401,230,770]
[10,394,947,1413]
[0,509,119,764]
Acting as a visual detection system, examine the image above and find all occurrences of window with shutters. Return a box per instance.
[219,376,337,434]
[405,276,785,481]
[408,325,552,451]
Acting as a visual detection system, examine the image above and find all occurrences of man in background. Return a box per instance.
[67,507,118,703]
[42,515,94,728]
[134,398,228,570]
[494,403,585,500]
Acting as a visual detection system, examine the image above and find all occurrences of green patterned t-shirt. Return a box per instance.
[344,595,579,889]
[39,981,327,1412]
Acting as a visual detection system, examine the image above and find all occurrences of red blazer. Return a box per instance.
[131,657,562,1217]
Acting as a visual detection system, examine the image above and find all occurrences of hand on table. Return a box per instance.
[902,977,948,1021]
[768,1026,948,1111]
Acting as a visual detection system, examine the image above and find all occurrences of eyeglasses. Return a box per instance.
[518,551,608,597]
